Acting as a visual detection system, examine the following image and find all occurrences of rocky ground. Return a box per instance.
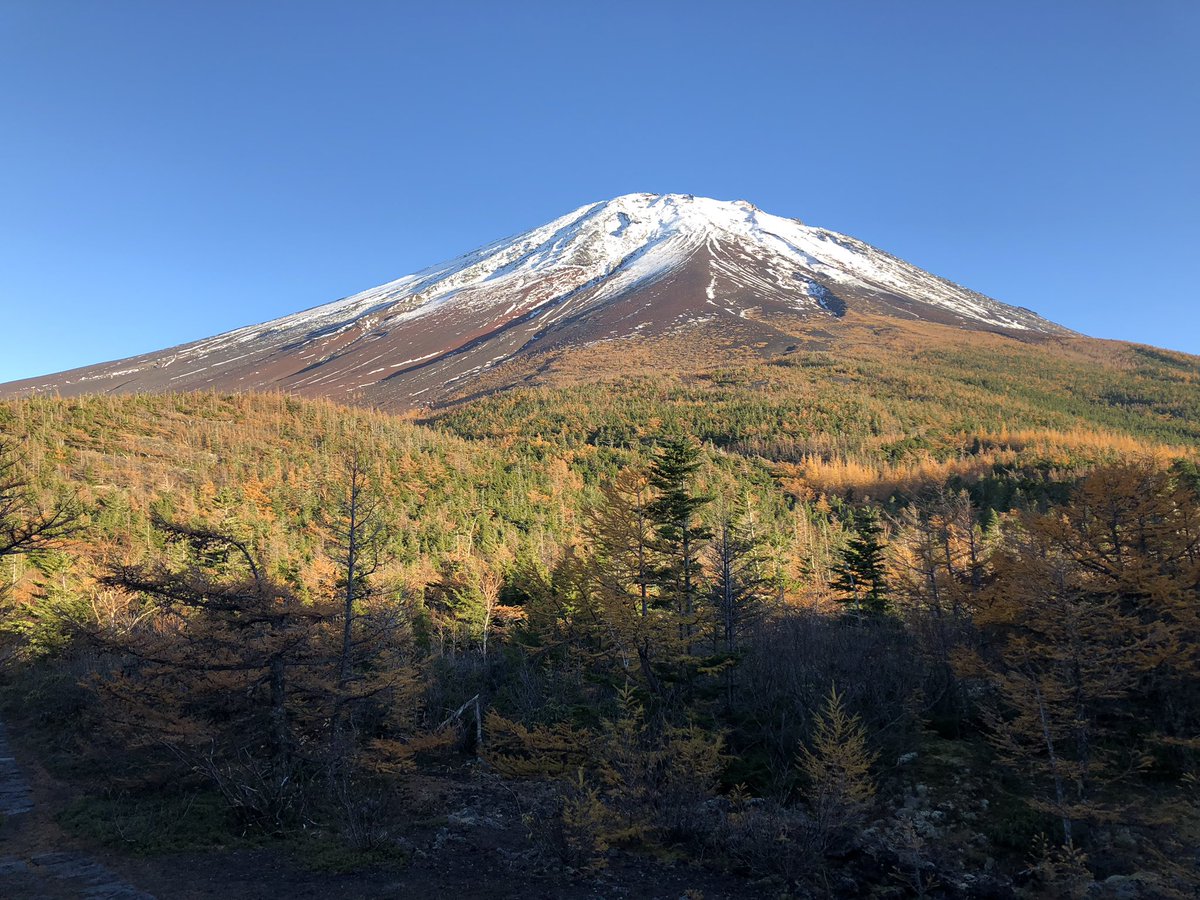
[0,720,154,898]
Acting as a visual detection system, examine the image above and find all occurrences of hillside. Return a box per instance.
[3,319,1196,572]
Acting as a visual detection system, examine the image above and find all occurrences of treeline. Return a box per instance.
[1,390,1199,895]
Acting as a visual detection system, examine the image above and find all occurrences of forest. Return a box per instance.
[1,326,1199,897]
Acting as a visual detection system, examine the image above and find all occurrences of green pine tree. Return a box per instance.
[647,435,712,652]
[831,507,888,618]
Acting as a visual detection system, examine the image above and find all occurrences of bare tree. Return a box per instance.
[478,566,504,660]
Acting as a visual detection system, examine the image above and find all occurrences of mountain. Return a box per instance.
[4,200,1200,899]
[1,193,1069,409]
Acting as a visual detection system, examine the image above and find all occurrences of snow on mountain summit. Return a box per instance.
[206,192,1048,345]
[2,193,1066,408]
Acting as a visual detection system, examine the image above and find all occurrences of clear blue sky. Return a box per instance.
[2,1,1198,382]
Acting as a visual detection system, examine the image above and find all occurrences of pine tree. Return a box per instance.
[830,506,888,618]
[581,468,675,695]
[707,502,773,707]
[798,684,878,851]
[647,435,711,653]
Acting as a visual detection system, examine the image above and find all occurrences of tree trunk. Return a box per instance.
[269,654,291,770]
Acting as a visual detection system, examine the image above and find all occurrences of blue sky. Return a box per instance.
[2,1,1198,382]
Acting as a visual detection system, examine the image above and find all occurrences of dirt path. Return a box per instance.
[0,721,156,899]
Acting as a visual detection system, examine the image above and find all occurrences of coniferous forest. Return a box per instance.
[2,325,1200,897]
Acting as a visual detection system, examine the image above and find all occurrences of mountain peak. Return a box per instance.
[1,194,1067,408]
[577,192,786,237]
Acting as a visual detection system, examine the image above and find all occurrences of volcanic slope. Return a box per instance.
[1,193,1069,409]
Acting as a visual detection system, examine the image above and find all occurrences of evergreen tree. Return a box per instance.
[707,503,773,707]
[830,507,888,617]
[647,435,712,652]
[581,468,672,695]
[798,684,878,853]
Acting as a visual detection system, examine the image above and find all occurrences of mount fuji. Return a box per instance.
[1,193,1068,408]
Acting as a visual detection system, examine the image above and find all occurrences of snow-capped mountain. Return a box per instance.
[1,193,1067,407]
